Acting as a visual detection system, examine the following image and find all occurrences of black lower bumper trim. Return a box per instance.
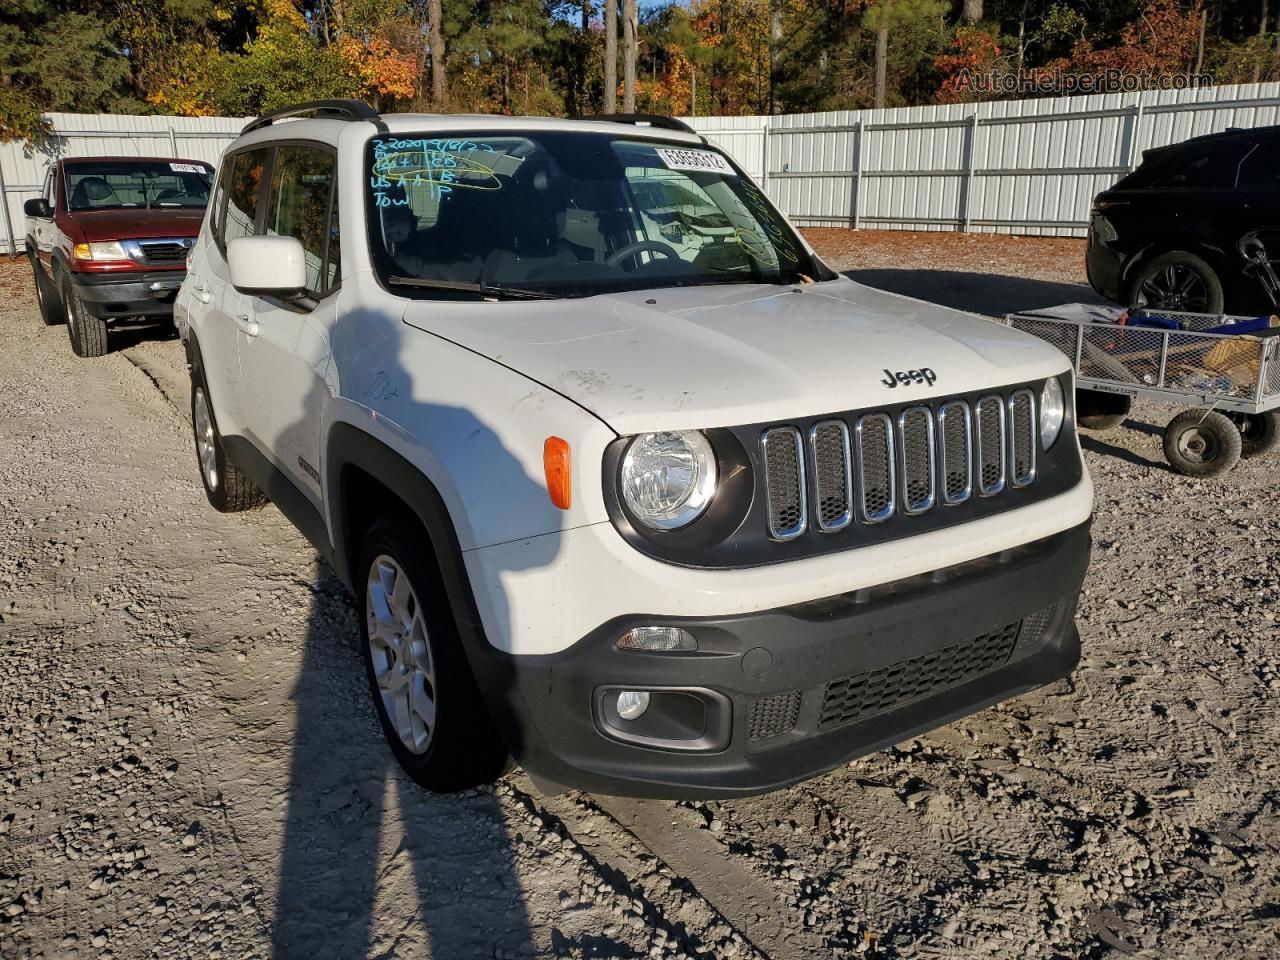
[471,518,1092,799]
[71,270,184,319]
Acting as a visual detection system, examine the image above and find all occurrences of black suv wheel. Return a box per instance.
[1125,251,1224,314]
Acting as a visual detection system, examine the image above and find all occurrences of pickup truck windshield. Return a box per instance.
[366,132,812,298]
[65,160,213,211]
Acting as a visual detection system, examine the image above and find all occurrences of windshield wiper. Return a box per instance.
[386,275,557,300]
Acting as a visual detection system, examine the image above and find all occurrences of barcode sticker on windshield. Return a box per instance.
[170,163,206,173]
[655,147,736,176]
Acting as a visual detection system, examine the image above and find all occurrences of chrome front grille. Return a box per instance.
[761,385,1040,539]
[975,395,1007,496]
[855,413,895,523]
[897,407,935,514]
[1008,389,1037,487]
[762,426,806,541]
[937,400,972,505]
[809,421,852,532]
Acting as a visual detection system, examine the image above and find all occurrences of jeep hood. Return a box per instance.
[400,277,1069,435]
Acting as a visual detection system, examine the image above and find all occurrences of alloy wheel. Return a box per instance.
[366,554,437,755]
[193,386,219,491]
[1138,264,1208,311]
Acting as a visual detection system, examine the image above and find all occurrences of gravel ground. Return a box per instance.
[1,233,1277,960]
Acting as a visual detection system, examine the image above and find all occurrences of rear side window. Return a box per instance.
[1236,142,1280,189]
[264,145,338,294]
[1150,144,1248,189]
[223,148,269,247]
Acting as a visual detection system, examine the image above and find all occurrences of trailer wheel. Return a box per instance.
[1076,388,1132,431]
[1163,410,1242,477]
[1229,410,1279,459]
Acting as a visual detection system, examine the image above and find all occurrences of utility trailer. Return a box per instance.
[1006,308,1280,476]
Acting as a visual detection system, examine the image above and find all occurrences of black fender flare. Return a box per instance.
[324,423,537,756]
[325,422,483,642]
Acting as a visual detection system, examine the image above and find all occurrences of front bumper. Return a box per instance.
[70,269,185,319]
[474,519,1091,799]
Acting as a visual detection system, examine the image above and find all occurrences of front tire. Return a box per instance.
[1163,409,1242,477]
[190,357,267,512]
[1125,251,1224,314]
[357,516,510,792]
[29,252,63,326]
[62,276,108,357]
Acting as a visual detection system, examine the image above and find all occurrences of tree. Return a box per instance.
[604,0,617,112]
[429,0,447,105]
[623,0,637,111]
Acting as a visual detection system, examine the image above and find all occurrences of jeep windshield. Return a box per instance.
[366,131,815,299]
[65,160,213,211]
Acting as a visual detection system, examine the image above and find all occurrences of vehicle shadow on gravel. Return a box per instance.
[847,268,1109,318]
[267,311,556,958]
[1079,433,1170,471]
[269,564,537,959]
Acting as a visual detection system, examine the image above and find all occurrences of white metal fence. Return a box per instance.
[3,84,1279,255]
[687,82,1280,237]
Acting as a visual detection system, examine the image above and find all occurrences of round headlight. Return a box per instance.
[620,431,717,530]
[1040,376,1065,450]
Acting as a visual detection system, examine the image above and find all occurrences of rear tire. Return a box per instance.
[62,276,108,357]
[1075,389,1132,432]
[28,252,63,326]
[357,516,511,792]
[1230,410,1279,459]
[190,356,267,512]
[1125,251,1224,315]
[1163,409,1242,477]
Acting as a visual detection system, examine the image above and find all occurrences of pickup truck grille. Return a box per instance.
[762,388,1038,540]
[137,241,188,263]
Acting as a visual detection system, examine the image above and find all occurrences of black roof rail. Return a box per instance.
[578,113,700,136]
[241,99,384,135]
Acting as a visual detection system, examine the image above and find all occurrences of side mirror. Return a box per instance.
[228,235,308,298]
[24,198,52,218]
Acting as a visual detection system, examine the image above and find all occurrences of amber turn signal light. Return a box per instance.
[544,436,571,510]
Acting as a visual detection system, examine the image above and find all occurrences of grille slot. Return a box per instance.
[974,395,1007,496]
[762,427,806,541]
[138,241,188,262]
[897,406,936,514]
[856,413,895,523]
[1008,389,1037,487]
[747,692,802,741]
[810,420,853,532]
[937,401,972,505]
[819,621,1021,730]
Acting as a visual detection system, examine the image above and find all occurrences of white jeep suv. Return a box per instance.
[177,100,1093,798]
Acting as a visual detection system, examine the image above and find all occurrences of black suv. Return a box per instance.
[1087,125,1280,315]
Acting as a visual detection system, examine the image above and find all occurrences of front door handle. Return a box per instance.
[192,283,213,304]
[234,314,259,337]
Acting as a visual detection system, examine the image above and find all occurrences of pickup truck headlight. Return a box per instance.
[72,241,130,261]
[1040,376,1065,450]
[620,430,717,530]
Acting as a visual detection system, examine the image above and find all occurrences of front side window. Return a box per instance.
[63,160,212,211]
[265,145,338,294]
[365,132,812,299]
[223,148,269,246]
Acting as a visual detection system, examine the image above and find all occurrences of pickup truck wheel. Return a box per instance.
[1163,409,1242,477]
[358,518,510,792]
[62,276,108,357]
[1230,410,1279,459]
[190,361,267,512]
[29,253,63,326]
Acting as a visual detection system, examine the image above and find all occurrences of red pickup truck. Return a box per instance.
[24,156,214,357]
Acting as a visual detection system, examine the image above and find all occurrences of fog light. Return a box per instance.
[615,626,696,652]
[615,690,651,720]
